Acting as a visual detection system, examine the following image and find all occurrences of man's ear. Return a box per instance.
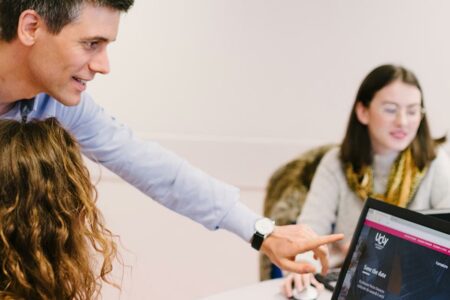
[355,101,369,125]
[17,9,43,46]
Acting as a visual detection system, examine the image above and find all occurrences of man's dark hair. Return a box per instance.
[0,0,134,42]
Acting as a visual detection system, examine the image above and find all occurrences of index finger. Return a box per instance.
[301,233,344,252]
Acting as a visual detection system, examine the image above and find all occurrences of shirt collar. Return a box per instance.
[19,97,36,122]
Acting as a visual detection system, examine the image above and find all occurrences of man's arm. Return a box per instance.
[49,92,343,273]
[51,93,259,240]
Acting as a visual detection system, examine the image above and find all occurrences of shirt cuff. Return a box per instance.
[219,201,260,242]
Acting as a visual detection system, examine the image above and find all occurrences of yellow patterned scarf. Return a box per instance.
[345,148,428,208]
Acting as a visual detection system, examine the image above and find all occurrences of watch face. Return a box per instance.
[255,218,275,235]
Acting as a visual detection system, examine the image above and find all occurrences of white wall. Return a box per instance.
[86,1,450,299]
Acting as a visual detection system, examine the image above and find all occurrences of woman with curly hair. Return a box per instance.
[0,118,118,299]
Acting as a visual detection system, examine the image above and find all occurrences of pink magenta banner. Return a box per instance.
[364,220,450,256]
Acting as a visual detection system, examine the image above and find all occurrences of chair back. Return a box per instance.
[260,144,336,280]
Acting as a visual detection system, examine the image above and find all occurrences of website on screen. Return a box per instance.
[337,209,450,300]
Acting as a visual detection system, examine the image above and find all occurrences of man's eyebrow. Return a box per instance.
[82,36,115,42]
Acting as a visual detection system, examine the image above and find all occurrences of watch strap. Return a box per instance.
[251,232,265,250]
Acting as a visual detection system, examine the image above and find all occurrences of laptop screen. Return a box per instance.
[332,198,450,300]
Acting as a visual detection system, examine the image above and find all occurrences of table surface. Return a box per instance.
[200,278,332,300]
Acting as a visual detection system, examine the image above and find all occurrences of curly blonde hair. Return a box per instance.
[0,118,118,299]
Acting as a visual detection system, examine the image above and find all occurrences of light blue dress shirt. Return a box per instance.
[3,93,260,242]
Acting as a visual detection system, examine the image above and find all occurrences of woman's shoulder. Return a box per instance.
[319,146,342,168]
[435,146,449,157]
[430,146,450,170]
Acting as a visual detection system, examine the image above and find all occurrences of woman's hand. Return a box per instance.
[281,272,325,299]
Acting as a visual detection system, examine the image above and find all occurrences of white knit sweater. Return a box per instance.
[298,147,450,245]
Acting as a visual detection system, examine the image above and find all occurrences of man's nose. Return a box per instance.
[89,49,110,75]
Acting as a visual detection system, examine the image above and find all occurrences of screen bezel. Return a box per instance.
[420,208,450,223]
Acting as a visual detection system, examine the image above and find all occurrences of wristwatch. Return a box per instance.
[251,218,275,250]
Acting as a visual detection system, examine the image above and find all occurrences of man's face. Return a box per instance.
[27,4,121,106]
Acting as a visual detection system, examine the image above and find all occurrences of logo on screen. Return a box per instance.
[374,232,389,250]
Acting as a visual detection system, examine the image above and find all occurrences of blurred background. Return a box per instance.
[87,1,450,299]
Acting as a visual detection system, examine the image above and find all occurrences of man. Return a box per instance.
[0,0,343,276]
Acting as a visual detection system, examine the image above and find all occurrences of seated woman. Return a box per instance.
[282,64,450,298]
[0,118,118,299]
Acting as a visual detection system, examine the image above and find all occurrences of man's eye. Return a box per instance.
[84,41,99,49]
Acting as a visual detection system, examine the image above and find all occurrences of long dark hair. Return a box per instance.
[340,64,444,172]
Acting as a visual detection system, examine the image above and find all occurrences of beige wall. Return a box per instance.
[87,1,450,299]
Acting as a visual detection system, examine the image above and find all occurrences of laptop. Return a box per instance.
[331,198,450,300]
